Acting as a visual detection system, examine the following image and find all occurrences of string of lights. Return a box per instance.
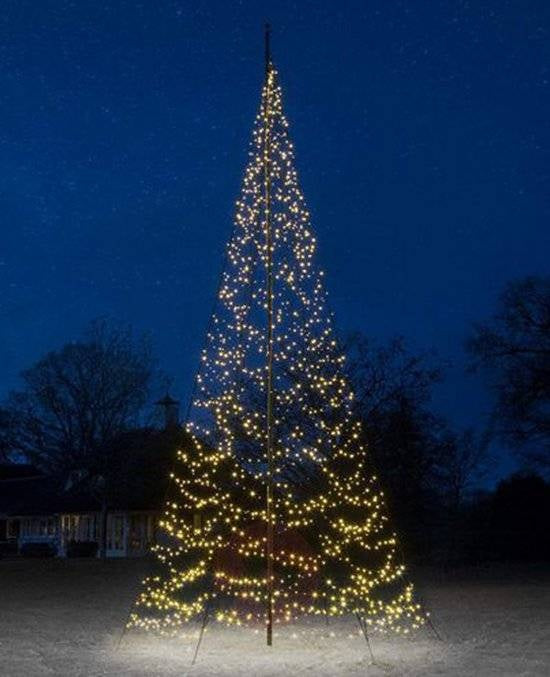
[128,60,424,640]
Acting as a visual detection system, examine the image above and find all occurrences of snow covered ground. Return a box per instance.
[1,558,549,676]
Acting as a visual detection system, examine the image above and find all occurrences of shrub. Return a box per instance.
[20,542,56,558]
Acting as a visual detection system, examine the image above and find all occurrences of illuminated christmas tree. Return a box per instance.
[129,33,424,645]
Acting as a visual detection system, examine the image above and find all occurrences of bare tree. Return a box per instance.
[3,319,157,474]
[0,408,15,462]
[343,334,441,423]
[437,427,492,509]
[432,427,491,566]
[343,334,446,556]
[2,319,160,557]
[467,276,550,471]
[344,333,492,563]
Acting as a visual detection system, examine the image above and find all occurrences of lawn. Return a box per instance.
[1,558,549,676]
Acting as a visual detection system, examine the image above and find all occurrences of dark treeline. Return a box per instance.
[0,318,180,558]
[1,275,549,566]
[346,275,550,566]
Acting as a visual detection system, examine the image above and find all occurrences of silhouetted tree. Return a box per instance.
[3,319,158,474]
[2,319,161,557]
[467,276,550,472]
[344,334,491,563]
[344,334,446,559]
[489,473,550,561]
[437,427,491,511]
[344,334,441,423]
[0,408,15,462]
[436,427,491,565]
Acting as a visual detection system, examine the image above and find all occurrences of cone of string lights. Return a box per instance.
[128,28,425,646]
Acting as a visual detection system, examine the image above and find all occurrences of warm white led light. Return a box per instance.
[128,64,424,637]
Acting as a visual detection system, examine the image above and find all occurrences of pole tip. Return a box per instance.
[264,22,271,68]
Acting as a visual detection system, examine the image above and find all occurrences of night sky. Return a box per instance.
[1,1,549,484]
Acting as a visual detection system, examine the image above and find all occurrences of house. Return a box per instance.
[0,411,185,558]
[0,462,160,558]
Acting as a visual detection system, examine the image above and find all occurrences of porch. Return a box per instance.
[59,511,157,557]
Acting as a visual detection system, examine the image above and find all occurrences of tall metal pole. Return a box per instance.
[263,22,275,648]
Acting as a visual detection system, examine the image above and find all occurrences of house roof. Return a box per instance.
[0,473,164,516]
[0,427,188,517]
[0,476,61,517]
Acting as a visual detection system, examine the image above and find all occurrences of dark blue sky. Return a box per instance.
[1,1,549,483]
